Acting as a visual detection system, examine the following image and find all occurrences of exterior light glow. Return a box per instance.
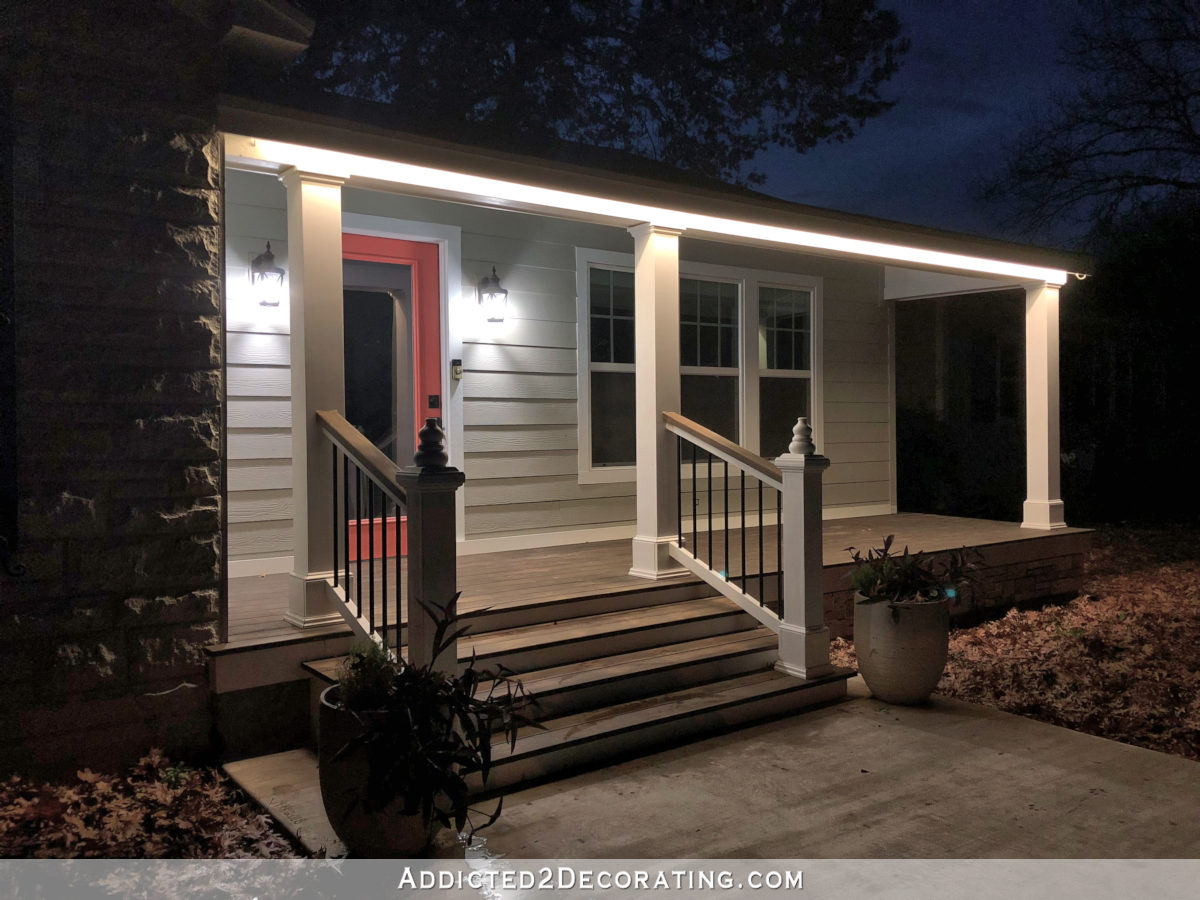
[250,240,286,306]
[233,136,1070,285]
[477,266,508,322]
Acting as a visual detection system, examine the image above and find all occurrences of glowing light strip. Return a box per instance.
[245,137,1068,285]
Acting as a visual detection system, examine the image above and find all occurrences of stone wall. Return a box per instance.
[821,531,1091,640]
[0,3,225,776]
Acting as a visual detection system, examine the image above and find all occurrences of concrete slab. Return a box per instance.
[481,678,1200,858]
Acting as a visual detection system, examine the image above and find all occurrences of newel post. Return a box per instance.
[774,418,833,680]
[395,419,465,672]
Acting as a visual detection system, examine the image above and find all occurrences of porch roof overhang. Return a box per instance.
[219,94,1089,286]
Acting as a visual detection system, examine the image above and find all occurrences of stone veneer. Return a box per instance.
[0,3,225,776]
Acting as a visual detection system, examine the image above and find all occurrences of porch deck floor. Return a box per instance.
[224,512,1087,647]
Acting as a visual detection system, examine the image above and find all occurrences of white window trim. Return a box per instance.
[575,248,824,484]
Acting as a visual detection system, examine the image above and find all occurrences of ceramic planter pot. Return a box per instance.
[318,684,438,857]
[853,594,949,705]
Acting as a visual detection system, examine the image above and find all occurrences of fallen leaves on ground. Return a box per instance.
[831,524,1200,762]
[0,750,304,858]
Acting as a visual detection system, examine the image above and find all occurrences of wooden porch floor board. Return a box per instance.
[224,513,1087,646]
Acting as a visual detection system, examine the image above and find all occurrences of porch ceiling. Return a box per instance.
[219,95,1087,284]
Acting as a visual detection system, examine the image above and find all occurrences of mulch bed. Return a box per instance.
[831,523,1200,762]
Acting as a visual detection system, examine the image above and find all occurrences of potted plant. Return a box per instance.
[318,599,538,857]
[846,535,980,705]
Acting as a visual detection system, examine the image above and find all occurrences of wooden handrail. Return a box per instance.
[663,411,783,488]
[316,409,407,504]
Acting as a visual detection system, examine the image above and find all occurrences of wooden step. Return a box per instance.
[458,595,756,673]
[306,629,780,719]
[476,668,851,794]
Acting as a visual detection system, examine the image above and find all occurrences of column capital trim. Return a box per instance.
[278,167,347,189]
[627,222,685,240]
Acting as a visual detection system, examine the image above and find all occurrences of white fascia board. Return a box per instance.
[225,134,1069,285]
[884,266,1014,300]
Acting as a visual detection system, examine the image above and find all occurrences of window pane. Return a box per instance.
[612,318,635,364]
[759,376,810,457]
[590,315,610,363]
[591,371,637,465]
[681,320,698,367]
[589,270,611,316]
[698,323,718,367]
[682,374,738,443]
[611,271,634,317]
[760,286,811,371]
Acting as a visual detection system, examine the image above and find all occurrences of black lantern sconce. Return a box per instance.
[477,266,508,322]
[250,241,286,306]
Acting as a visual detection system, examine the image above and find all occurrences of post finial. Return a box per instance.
[788,417,815,455]
[413,417,449,469]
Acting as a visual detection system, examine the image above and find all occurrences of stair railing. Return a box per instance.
[663,411,834,680]
[317,411,465,671]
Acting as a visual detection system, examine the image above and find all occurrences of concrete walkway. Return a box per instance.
[481,678,1200,858]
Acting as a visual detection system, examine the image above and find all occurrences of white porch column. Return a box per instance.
[774,419,833,679]
[628,223,685,579]
[1023,282,1067,530]
[280,168,347,627]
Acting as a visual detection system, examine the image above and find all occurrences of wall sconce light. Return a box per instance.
[250,241,286,306]
[477,266,508,322]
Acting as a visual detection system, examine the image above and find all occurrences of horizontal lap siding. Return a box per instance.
[819,266,890,510]
[225,170,293,564]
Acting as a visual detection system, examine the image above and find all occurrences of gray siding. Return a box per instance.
[225,169,294,571]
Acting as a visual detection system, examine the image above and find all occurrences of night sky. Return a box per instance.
[756,1,1082,244]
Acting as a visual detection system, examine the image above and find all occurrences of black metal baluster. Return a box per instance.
[706,450,712,566]
[332,449,339,588]
[342,455,349,596]
[691,442,698,555]
[676,436,682,548]
[368,483,376,634]
[722,460,728,578]
[740,470,746,592]
[776,488,783,619]
[381,493,388,651]
[398,501,408,657]
[355,469,362,617]
[758,480,764,605]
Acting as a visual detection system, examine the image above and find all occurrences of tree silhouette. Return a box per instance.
[288,0,907,185]
[984,0,1200,242]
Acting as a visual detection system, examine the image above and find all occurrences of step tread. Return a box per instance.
[495,668,849,761]
[303,628,777,692]
[460,595,745,660]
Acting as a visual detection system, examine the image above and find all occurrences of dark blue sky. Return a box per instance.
[754,1,1082,243]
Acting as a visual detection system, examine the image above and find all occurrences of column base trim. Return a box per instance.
[1022,499,1067,531]
[286,571,343,629]
[628,536,689,580]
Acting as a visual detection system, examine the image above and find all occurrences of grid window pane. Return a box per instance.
[760,286,811,371]
[680,277,738,368]
[589,268,635,363]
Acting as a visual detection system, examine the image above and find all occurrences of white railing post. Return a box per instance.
[774,418,833,679]
[396,418,465,673]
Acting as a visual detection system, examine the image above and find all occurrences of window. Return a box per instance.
[680,277,739,442]
[576,249,822,483]
[588,267,636,467]
[758,286,813,457]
